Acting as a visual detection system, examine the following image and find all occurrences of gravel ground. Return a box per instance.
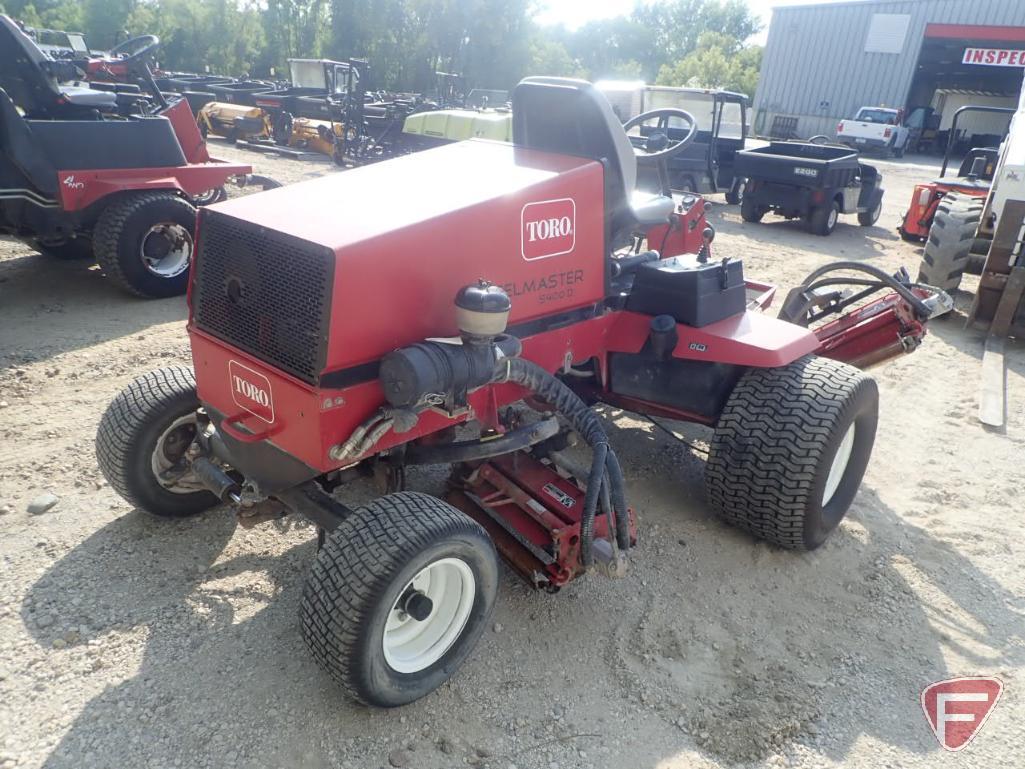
[1,141,1024,769]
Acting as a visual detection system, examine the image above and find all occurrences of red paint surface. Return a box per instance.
[925,23,1025,43]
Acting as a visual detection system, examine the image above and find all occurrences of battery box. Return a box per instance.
[625,255,746,327]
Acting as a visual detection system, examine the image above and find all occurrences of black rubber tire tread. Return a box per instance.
[300,492,498,707]
[96,366,218,517]
[705,356,878,550]
[809,201,839,236]
[740,196,763,222]
[857,199,881,227]
[917,192,984,291]
[92,191,197,298]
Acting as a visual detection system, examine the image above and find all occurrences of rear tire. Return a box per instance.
[300,492,498,707]
[93,192,197,298]
[705,356,879,550]
[809,201,840,236]
[740,196,764,223]
[917,192,984,291]
[96,367,218,517]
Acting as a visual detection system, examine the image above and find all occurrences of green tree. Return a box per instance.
[655,32,762,98]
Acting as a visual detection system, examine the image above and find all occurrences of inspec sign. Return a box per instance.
[962,48,1025,67]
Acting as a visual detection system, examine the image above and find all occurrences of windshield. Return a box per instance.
[645,89,716,131]
[855,108,899,124]
[289,60,327,90]
[66,33,88,54]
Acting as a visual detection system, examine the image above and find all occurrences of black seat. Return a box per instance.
[511,77,674,240]
[0,14,116,117]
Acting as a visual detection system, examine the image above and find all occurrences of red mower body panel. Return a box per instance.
[186,140,825,475]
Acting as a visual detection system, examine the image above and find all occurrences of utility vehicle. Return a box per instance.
[97,77,943,707]
[0,15,275,297]
[735,141,884,236]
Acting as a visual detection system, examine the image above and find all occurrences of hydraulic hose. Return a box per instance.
[493,357,630,566]
[797,261,933,319]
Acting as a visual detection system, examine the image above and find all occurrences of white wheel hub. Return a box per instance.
[827,206,838,230]
[140,223,192,278]
[822,423,856,505]
[383,557,475,674]
[150,413,204,494]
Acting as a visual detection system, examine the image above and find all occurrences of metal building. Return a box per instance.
[753,0,1025,142]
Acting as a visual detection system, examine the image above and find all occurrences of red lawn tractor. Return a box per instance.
[96,78,946,707]
[0,17,275,297]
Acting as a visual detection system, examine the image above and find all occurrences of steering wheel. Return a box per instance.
[106,34,160,67]
[622,108,698,163]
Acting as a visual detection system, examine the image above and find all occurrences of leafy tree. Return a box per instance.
[656,32,762,98]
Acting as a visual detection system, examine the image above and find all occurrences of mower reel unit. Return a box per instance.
[0,16,277,297]
[96,78,946,707]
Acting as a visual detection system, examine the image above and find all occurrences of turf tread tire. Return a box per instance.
[93,192,197,298]
[705,356,878,550]
[300,492,498,707]
[809,201,839,236]
[95,366,217,517]
[917,192,984,291]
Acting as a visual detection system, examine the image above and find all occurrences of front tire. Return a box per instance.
[300,492,498,707]
[858,198,882,227]
[705,356,879,550]
[96,367,219,517]
[93,192,197,298]
[740,196,764,223]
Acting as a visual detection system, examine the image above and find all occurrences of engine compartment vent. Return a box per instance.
[192,209,334,385]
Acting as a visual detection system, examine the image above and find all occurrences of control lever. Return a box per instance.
[697,226,715,263]
[610,250,659,277]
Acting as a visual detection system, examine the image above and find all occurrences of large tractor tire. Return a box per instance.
[705,356,879,550]
[93,192,197,298]
[300,492,498,707]
[917,192,984,291]
[96,367,219,517]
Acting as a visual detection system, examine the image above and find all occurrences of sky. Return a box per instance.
[534,0,855,44]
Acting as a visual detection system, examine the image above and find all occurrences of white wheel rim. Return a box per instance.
[150,413,203,494]
[383,557,475,674]
[822,423,856,505]
[827,207,838,230]
[140,223,193,278]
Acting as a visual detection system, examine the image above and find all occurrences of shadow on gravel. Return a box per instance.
[0,241,188,365]
[19,469,1025,768]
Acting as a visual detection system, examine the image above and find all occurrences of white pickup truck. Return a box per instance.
[836,107,909,157]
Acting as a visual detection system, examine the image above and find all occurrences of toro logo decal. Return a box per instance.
[921,676,1003,751]
[521,198,576,260]
[229,360,275,423]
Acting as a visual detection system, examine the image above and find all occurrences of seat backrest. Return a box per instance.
[0,15,65,116]
[512,77,637,215]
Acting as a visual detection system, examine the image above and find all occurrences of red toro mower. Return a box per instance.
[0,17,276,297]
[96,78,946,707]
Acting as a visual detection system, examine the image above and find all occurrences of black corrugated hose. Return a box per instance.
[493,356,630,566]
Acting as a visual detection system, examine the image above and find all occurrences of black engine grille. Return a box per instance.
[192,209,334,384]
